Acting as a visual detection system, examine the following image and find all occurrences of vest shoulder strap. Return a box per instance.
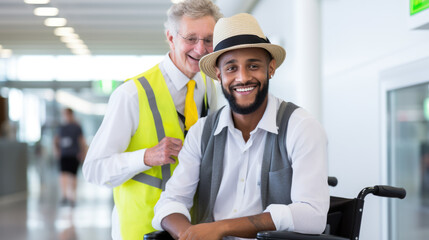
[277,101,299,158]
[200,106,225,154]
[260,101,299,207]
[192,106,225,224]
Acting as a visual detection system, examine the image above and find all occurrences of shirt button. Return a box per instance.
[240,178,244,182]
[233,209,237,213]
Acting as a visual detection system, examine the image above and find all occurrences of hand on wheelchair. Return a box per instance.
[178,222,223,240]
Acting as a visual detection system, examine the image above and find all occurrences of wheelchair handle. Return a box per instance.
[357,185,406,200]
[328,176,338,187]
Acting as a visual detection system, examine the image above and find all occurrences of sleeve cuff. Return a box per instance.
[264,204,295,231]
[152,201,191,230]
[130,149,151,172]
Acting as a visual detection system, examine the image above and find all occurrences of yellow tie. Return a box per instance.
[184,80,198,131]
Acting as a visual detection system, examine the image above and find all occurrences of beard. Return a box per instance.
[221,75,269,115]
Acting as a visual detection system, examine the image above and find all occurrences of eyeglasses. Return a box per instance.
[177,32,213,47]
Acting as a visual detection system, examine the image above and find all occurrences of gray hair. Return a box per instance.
[165,0,223,35]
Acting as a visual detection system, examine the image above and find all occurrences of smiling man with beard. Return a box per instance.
[152,13,330,240]
[219,49,270,116]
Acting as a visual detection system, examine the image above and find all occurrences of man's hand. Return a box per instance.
[179,222,224,240]
[144,137,183,166]
[178,213,275,240]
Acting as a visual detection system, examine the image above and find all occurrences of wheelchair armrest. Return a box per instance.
[144,229,349,240]
[257,230,348,240]
[144,230,174,240]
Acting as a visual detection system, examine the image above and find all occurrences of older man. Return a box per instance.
[83,0,222,239]
[152,13,329,240]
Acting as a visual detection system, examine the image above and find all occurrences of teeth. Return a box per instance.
[235,87,254,92]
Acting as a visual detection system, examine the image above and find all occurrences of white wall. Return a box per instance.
[322,0,429,239]
[252,0,298,105]
[251,0,429,239]
[253,0,323,120]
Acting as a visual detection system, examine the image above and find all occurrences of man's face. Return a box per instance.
[216,48,276,115]
[167,15,216,79]
[62,110,73,123]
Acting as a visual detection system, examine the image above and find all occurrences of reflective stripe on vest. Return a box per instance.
[201,72,209,117]
[131,76,170,191]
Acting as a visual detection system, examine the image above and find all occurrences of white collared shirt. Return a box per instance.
[82,53,218,240]
[153,94,330,239]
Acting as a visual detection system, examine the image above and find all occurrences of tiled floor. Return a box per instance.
[0,156,113,240]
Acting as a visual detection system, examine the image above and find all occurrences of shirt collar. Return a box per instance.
[214,94,278,136]
[257,94,279,134]
[162,53,201,91]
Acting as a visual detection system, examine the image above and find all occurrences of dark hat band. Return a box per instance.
[214,34,270,52]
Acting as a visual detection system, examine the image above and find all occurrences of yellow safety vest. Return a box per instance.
[113,64,208,239]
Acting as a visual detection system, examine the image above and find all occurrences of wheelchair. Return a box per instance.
[144,177,406,240]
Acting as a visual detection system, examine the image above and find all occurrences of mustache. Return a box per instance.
[229,81,261,89]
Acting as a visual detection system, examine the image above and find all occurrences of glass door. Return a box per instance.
[387,83,429,240]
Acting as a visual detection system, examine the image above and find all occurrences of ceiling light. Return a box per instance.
[44,18,67,27]
[59,34,80,41]
[24,0,50,4]
[62,37,83,44]
[60,35,81,43]
[65,41,87,48]
[54,27,75,36]
[34,7,59,16]
[70,46,88,51]
[71,49,91,55]
[0,49,13,58]
[65,42,87,49]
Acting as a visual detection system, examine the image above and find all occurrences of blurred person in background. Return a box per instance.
[55,107,87,207]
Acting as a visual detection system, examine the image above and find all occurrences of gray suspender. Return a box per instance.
[131,76,171,191]
[260,101,297,207]
[192,106,225,224]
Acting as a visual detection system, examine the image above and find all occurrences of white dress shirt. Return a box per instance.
[82,53,218,240]
[153,94,330,239]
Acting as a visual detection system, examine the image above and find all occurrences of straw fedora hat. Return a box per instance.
[199,13,286,80]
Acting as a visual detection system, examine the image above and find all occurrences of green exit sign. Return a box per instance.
[92,80,121,95]
[424,98,429,120]
[410,0,429,15]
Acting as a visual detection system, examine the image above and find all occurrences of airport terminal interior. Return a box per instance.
[1,0,429,239]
